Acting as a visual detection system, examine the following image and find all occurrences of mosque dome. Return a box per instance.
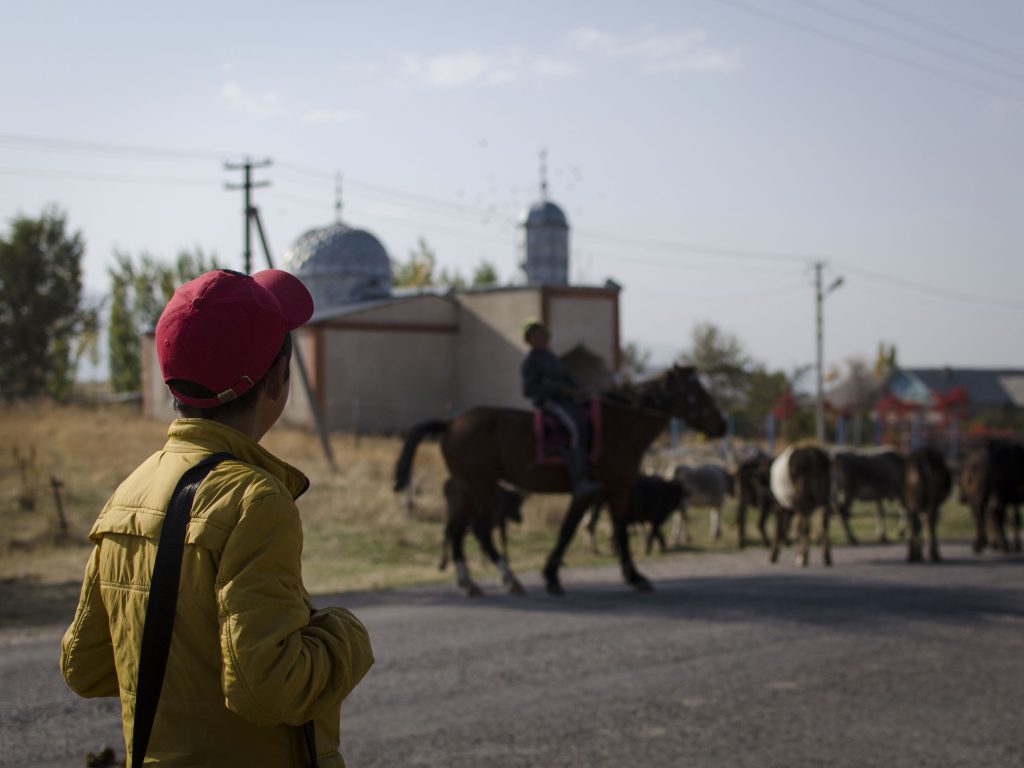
[283,221,392,311]
[523,200,569,229]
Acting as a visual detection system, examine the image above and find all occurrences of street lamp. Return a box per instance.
[815,264,844,442]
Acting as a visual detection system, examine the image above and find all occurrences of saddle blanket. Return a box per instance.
[533,398,602,465]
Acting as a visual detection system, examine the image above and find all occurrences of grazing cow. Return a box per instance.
[672,464,733,544]
[585,475,688,555]
[439,479,525,591]
[734,452,776,548]
[769,444,834,566]
[960,439,1024,553]
[832,447,907,544]
[904,447,952,562]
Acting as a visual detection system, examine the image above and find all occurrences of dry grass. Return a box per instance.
[0,402,981,600]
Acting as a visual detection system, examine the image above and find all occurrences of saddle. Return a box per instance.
[533,398,602,465]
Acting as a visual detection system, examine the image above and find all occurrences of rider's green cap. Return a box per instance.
[521,317,549,341]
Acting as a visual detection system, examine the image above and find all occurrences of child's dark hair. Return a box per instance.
[170,333,293,419]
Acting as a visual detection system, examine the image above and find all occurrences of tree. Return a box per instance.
[471,260,499,287]
[392,238,436,288]
[0,207,85,398]
[107,247,217,392]
[677,321,752,412]
[619,341,652,383]
[874,341,898,380]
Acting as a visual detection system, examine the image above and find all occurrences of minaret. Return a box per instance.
[519,149,570,285]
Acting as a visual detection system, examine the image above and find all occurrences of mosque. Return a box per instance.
[143,173,622,433]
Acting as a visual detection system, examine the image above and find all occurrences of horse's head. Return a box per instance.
[663,365,726,438]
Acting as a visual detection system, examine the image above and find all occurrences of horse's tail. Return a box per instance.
[393,419,450,492]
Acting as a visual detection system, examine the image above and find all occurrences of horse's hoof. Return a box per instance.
[632,576,654,592]
[545,581,565,596]
[508,580,527,597]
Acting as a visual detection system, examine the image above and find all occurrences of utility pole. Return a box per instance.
[814,260,844,443]
[225,158,272,274]
[223,158,337,471]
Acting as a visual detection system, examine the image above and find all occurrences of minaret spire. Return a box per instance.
[334,172,343,223]
[539,148,548,200]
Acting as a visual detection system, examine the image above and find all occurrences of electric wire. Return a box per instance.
[792,0,1024,88]
[716,0,1023,102]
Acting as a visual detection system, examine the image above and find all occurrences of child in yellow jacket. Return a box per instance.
[61,269,373,767]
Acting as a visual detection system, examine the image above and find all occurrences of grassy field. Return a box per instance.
[0,402,979,599]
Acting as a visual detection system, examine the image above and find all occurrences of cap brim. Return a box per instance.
[253,269,314,330]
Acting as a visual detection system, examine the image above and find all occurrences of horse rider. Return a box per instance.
[520,318,601,502]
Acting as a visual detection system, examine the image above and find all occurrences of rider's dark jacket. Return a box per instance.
[521,348,580,406]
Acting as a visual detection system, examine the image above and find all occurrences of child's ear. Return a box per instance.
[266,356,289,401]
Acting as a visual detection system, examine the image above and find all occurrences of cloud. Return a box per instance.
[220,80,281,118]
[402,52,516,88]
[300,109,366,124]
[531,57,578,79]
[568,26,739,73]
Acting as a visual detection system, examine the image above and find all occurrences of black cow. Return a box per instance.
[586,475,688,555]
[904,447,952,562]
[960,439,1024,553]
[832,447,907,544]
[439,479,524,571]
[734,453,775,548]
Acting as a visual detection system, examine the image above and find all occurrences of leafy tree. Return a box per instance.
[619,341,652,383]
[677,321,752,412]
[874,341,898,380]
[392,238,436,288]
[471,260,499,287]
[0,207,85,398]
[107,247,217,392]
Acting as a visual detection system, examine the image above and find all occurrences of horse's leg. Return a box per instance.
[906,508,922,562]
[472,514,526,596]
[875,500,888,543]
[585,501,603,554]
[795,509,810,567]
[542,497,591,596]
[608,490,652,591]
[896,501,909,540]
[1013,504,1022,552]
[448,518,483,597]
[838,500,859,546]
[991,500,1010,552]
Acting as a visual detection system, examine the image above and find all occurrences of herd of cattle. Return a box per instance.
[446,438,1024,574]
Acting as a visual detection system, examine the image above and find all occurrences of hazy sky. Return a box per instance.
[2,0,1022,378]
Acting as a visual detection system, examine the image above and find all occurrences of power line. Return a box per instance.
[0,132,233,162]
[716,0,1023,102]
[792,0,1024,89]
[576,227,818,264]
[835,262,1024,314]
[856,0,1024,69]
[0,166,218,186]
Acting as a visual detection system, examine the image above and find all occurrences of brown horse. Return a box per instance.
[393,365,726,596]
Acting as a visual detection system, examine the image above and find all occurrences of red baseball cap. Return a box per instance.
[156,269,314,408]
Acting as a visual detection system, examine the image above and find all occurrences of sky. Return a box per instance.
[2,0,1022,381]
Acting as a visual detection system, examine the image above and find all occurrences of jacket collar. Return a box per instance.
[165,419,310,499]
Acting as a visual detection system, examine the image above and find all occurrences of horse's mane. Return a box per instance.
[602,366,691,411]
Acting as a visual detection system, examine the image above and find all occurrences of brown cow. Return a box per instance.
[904,447,952,562]
[960,439,1024,553]
[832,447,907,544]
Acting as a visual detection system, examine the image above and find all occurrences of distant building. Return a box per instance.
[143,182,622,432]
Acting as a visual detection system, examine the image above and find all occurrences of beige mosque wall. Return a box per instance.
[545,288,619,372]
[455,288,542,411]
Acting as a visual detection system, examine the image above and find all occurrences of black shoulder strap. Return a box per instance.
[131,453,233,768]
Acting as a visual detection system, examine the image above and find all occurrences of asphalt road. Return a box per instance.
[3,541,1022,768]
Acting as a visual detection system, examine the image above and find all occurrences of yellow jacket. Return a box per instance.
[60,419,374,767]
